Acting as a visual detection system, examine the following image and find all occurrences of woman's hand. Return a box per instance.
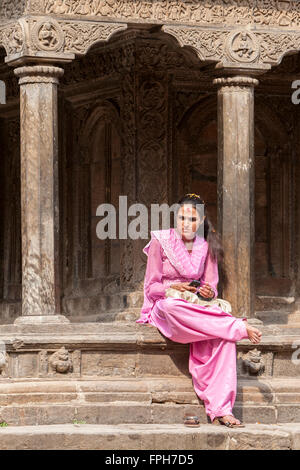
[199,282,214,299]
[170,282,197,293]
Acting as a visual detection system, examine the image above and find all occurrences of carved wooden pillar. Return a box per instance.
[2,119,21,302]
[13,65,69,324]
[214,75,258,318]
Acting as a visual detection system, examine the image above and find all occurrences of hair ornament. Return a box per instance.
[185,193,204,202]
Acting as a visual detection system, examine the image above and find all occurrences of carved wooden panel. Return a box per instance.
[61,98,121,302]
[0,118,21,302]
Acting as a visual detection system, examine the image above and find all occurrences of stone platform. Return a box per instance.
[0,322,299,449]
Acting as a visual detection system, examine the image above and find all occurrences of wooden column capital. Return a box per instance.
[213,76,259,90]
[14,65,64,85]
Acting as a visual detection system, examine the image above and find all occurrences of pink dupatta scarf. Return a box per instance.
[137,228,207,323]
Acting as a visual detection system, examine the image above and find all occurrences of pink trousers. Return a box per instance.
[148,297,248,422]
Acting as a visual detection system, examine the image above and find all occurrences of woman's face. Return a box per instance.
[176,204,204,241]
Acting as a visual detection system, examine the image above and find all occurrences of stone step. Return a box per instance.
[1,377,300,405]
[0,377,300,426]
[0,423,298,450]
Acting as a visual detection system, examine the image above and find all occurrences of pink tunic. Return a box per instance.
[136,228,248,422]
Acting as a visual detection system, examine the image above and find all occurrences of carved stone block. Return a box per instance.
[49,347,73,375]
[0,350,8,377]
[242,348,266,376]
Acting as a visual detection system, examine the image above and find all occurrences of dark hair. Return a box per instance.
[176,193,224,264]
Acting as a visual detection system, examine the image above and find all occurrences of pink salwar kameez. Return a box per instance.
[136,228,248,422]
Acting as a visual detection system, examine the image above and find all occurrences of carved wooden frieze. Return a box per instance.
[0,0,26,19]
[259,32,300,64]
[1,15,300,69]
[162,26,300,67]
[3,0,300,32]
[62,21,127,55]
[0,22,24,56]
[162,26,227,62]
[20,17,127,56]
[36,1,300,30]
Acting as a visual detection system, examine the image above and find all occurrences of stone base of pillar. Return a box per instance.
[14,315,70,325]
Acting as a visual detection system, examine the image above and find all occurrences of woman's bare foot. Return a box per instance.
[219,415,240,426]
[244,321,262,344]
[214,415,244,427]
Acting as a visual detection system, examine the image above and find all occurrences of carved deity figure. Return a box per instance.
[232,32,254,59]
[168,2,188,21]
[189,0,202,22]
[120,2,135,18]
[38,23,59,49]
[74,0,91,15]
[95,0,116,16]
[49,347,73,374]
[153,0,168,21]
[54,0,72,15]
[137,2,153,19]
[243,349,265,375]
[11,28,23,52]
[0,351,7,374]
[0,346,8,377]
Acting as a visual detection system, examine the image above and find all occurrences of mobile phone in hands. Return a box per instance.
[189,280,214,301]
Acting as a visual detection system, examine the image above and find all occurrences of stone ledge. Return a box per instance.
[0,322,299,350]
[0,323,298,380]
[0,320,299,338]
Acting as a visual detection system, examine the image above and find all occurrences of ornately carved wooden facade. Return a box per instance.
[1,0,300,325]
